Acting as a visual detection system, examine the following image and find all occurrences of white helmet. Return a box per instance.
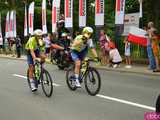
[34,29,43,36]
[82,27,93,39]
[82,27,93,34]
[62,33,68,37]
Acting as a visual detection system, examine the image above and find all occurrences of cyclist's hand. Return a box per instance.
[94,57,100,62]
[34,58,41,63]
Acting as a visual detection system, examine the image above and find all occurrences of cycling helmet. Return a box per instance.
[62,33,68,37]
[33,29,43,36]
[82,27,93,39]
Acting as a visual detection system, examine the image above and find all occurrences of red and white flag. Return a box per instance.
[115,0,126,24]
[24,5,28,36]
[28,2,34,35]
[5,11,10,38]
[79,0,86,27]
[95,0,104,26]
[128,26,147,47]
[65,0,73,28]
[42,0,47,34]
[52,0,61,33]
[0,13,3,45]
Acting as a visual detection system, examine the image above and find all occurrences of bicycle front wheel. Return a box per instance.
[84,67,101,96]
[41,69,53,97]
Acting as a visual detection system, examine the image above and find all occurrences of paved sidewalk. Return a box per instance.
[0,54,160,76]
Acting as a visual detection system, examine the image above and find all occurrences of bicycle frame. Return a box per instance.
[34,61,43,81]
[79,60,91,82]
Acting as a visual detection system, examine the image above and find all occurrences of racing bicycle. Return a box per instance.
[66,58,101,96]
[27,60,53,97]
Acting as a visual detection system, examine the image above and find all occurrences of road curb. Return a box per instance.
[0,55,26,61]
[96,66,160,77]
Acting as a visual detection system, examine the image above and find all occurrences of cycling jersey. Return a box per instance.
[25,37,45,52]
[71,35,94,52]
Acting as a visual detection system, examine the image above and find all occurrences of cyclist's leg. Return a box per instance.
[27,53,37,91]
[71,51,81,87]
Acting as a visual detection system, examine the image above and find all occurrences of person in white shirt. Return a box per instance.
[109,46,122,68]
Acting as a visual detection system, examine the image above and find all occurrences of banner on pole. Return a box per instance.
[13,11,17,38]
[52,0,61,33]
[42,0,47,34]
[65,0,73,28]
[115,0,126,24]
[79,0,86,27]
[10,11,14,38]
[24,5,28,36]
[0,13,3,45]
[28,2,34,35]
[5,12,10,38]
[95,0,104,26]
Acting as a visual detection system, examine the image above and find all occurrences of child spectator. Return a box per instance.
[109,41,122,68]
[124,37,132,68]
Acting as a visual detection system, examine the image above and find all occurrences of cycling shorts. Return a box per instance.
[71,48,87,61]
[27,49,40,65]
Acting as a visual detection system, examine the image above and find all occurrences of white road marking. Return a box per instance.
[96,94,155,111]
[13,74,156,111]
[13,74,61,87]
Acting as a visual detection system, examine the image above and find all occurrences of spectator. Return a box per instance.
[124,37,132,68]
[148,22,159,72]
[109,41,122,68]
[99,30,110,65]
[4,38,9,55]
[43,34,52,58]
[145,25,156,70]
[57,20,70,41]
[9,38,16,57]
[15,36,22,58]
[59,33,71,49]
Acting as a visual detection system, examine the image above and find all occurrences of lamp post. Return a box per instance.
[138,0,143,28]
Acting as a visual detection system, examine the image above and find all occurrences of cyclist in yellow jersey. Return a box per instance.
[26,29,64,91]
[25,29,47,91]
[71,27,98,87]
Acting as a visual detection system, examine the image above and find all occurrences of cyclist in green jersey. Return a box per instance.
[26,29,64,91]
[71,27,99,87]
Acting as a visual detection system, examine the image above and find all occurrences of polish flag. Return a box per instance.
[128,26,147,47]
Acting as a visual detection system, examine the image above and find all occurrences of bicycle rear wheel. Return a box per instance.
[66,68,77,91]
[41,69,53,97]
[84,67,101,96]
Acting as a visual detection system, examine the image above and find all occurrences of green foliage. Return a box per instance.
[0,0,159,38]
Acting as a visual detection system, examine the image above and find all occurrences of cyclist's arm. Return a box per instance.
[71,39,81,47]
[51,43,64,50]
[91,48,98,58]
[30,49,36,61]
[88,39,98,58]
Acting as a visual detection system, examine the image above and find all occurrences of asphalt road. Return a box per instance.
[0,58,159,120]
